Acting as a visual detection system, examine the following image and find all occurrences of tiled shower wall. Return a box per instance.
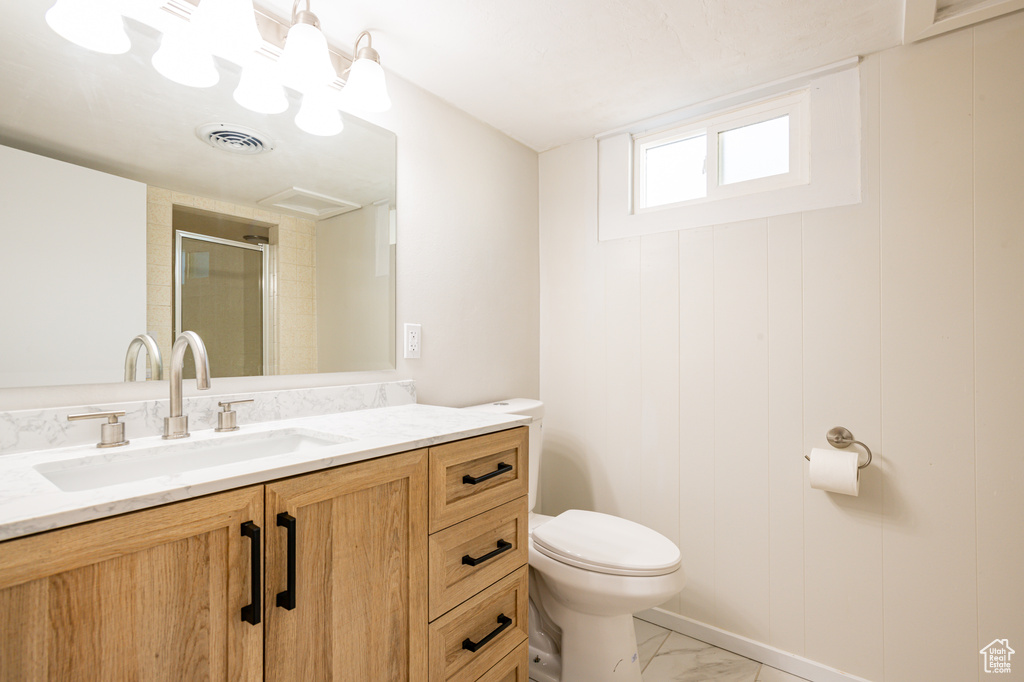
[539,15,1024,682]
[145,187,317,376]
[271,214,318,375]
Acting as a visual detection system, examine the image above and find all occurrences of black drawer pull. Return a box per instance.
[276,512,297,610]
[462,614,513,653]
[240,521,261,625]
[463,462,513,485]
[462,539,513,567]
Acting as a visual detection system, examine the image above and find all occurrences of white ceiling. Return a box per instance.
[262,0,907,151]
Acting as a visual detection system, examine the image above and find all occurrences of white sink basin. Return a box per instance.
[35,428,353,492]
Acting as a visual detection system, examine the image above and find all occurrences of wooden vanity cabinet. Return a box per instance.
[0,427,524,682]
[0,486,264,682]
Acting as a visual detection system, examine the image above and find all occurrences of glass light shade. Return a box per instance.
[152,25,219,88]
[295,90,343,136]
[234,57,288,114]
[45,0,130,55]
[278,22,337,94]
[342,57,391,113]
[190,0,262,65]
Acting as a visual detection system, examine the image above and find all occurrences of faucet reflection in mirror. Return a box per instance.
[163,331,212,440]
[124,333,163,382]
[44,0,392,138]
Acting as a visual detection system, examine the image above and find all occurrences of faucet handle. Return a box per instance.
[216,399,254,432]
[67,411,129,448]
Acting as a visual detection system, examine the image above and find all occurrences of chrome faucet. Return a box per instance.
[124,333,163,382]
[163,331,211,439]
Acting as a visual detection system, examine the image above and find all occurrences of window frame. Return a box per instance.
[633,90,810,214]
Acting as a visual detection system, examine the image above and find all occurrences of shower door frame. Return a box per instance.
[174,230,272,376]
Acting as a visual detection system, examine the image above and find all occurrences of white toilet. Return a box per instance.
[464,399,686,682]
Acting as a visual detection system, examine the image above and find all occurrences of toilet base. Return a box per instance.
[557,611,643,682]
[528,596,562,682]
[528,643,561,682]
[531,579,644,682]
[528,613,642,682]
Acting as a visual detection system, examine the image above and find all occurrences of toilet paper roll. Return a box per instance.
[808,447,860,496]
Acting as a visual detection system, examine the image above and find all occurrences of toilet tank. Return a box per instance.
[462,399,543,512]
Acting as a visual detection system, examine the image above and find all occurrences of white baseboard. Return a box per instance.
[635,608,874,682]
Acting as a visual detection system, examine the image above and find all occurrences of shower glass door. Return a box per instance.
[174,231,268,379]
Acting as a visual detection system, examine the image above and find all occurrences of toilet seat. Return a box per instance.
[531,509,682,577]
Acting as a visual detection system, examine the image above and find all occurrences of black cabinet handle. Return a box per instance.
[462,539,513,567]
[240,521,261,625]
[463,462,513,485]
[462,614,513,653]
[276,512,296,610]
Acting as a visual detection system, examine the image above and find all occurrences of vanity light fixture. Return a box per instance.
[44,0,392,136]
[277,0,337,94]
[295,87,344,137]
[341,31,392,113]
[45,0,130,55]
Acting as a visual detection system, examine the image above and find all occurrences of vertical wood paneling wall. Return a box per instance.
[538,15,1024,681]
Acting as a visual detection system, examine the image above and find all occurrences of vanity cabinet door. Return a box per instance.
[264,449,428,682]
[0,486,264,682]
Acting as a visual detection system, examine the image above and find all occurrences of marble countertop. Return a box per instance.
[0,403,530,542]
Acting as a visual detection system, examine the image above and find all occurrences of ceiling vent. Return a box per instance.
[258,187,361,220]
[196,123,274,155]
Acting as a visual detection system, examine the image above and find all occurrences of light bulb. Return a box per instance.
[278,19,336,94]
[190,0,263,65]
[342,57,391,113]
[234,56,289,114]
[45,0,130,55]
[152,24,219,88]
[295,89,343,136]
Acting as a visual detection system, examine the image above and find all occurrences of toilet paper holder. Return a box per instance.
[805,427,873,469]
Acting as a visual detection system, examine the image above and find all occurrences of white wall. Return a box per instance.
[539,15,1024,682]
[0,71,539,411]
[316,205,395,372]
[0,144,147,388]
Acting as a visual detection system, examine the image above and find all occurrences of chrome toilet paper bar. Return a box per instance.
[804,426,873,469]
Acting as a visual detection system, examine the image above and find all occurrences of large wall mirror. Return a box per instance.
[0,2,396,389]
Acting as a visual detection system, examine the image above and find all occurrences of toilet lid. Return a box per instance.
[532,510,682,577]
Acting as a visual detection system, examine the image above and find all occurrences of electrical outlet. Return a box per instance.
[404,323,421,359]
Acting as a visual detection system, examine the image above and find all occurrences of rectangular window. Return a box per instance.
[633,91,808,213]
[600,60,860,240]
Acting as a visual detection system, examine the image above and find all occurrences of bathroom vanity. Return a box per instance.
[0,398,530,682]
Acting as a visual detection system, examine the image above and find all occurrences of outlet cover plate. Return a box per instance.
[404,323,421,359]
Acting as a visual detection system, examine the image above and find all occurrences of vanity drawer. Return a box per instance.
[478,641,529,682]
[428,566,529,682]
[429,428,528,533]
[428,496,528,620]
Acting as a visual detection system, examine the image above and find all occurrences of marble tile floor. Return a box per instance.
[635,618,810,682]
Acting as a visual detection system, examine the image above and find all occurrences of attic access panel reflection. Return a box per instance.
[259,187,361,220]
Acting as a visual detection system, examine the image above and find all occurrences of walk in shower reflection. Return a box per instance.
[175,231,268,379]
